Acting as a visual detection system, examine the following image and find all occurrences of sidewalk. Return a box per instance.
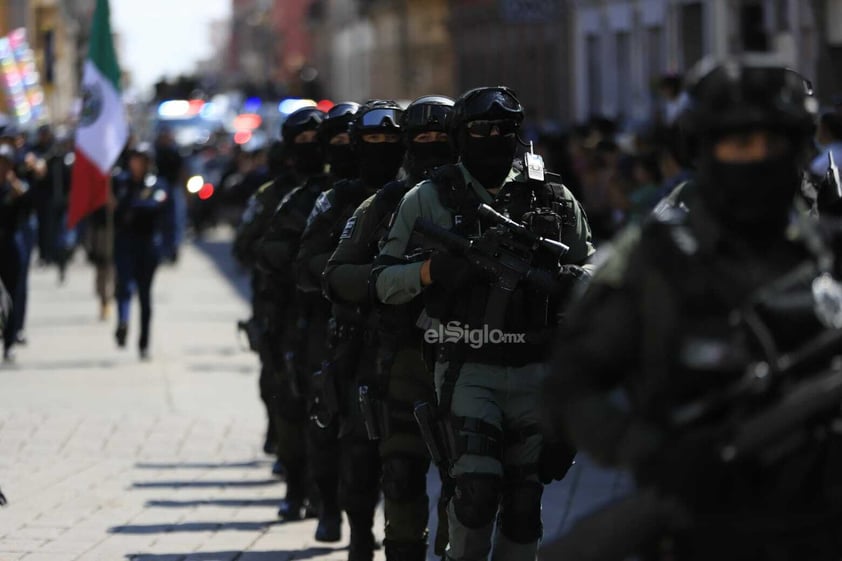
[0,229,631,561]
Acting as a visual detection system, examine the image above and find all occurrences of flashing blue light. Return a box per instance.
[243,96,262,113]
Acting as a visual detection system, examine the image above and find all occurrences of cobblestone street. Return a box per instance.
[0,231,631,560]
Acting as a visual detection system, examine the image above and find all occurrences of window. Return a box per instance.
[616,31,631,119]
[586,34,602,115]
[680,2,704,69]
[740,2,769,51]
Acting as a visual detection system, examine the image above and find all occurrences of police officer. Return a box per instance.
[112,143,168,360]
[0,143,29,362]
[541,56,842,561]
[256,106,330,521]
[233,139,299,462]
[325,95,457,561]
[299,99,406,560]
[374,87,594,561]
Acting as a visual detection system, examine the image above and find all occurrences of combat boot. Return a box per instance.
[278,463,306,521]
[347,510,376,561]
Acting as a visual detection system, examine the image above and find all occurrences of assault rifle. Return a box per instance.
[412,203,570,330]
[540,290,842,560]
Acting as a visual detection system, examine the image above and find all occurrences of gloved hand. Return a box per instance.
[427,251,475,291]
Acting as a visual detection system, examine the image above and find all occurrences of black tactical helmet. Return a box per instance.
[318,102,360,146]
[349,100,404,146]
[281,107,325,143]
[449,86,524,134]
[402,95,454,139]
[681,54,817,144]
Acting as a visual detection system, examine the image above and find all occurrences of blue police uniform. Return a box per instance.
[112,170,168,357]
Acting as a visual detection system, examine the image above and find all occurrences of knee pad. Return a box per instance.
[452,475,501,529]
[500,480,543,543]
[381,455,428,502]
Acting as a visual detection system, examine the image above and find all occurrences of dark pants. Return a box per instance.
[0,241,21,353]
[115,237,159,349]
[13,217,35,337]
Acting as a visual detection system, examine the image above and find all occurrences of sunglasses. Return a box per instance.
[358,108,403,129]
[466,120,519,137]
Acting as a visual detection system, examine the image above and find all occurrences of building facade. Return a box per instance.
[448,0,574,125]
[309,0,453,103]
[571,0,824,123]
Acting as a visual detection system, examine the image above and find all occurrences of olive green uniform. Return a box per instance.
[374,163,594,561]
[325,179,440,561]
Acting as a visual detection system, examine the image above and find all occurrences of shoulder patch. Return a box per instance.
[340,216,357,239]
[305,192,333,229]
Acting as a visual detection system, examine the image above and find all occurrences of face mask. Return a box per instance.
[357,141,405,187]
[290,142,324,175]
[326,144,356,180]
[696,152,800,235]
[406,140,454,181]
[460,134,516,189]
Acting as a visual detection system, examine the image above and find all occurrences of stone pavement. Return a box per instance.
[0,229,631,561]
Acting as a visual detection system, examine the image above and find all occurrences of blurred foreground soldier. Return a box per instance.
[256,107,329,521]
[0,143,29,362]
[374,87,593,561]
[541,56,842,561]
[303,100,406,559]
[233,139,298,460]
[325,95,457,561]
[113,143,168,360]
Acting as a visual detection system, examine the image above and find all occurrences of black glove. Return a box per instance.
[429,251,474,291]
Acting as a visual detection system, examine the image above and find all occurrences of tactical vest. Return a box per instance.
[427,163,575,366]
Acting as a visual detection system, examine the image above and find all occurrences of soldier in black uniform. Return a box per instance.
[256,107,330,521]
[324,95,457,561]
[233,139,298,463]
[284,101,362,543]
[299,100,407,561]
[541,56,842,561]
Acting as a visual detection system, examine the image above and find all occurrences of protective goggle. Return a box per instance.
[358,108,403,129]
[285,109,323,128]
[461,87,523,119]
[466,119,519,137]
[327,103,358,120]
[404,102,452,130]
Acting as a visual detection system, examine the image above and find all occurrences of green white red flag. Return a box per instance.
[67,0,128,229]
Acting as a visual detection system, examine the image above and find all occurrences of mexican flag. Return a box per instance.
[67,0,128,229]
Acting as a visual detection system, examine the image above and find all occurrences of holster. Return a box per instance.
[414,401,455,466]
[310,360,339,429]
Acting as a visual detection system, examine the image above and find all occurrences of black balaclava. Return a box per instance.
[326,143,357,180]
[405,140,453,182]
[459,129,517,189]
[290,141,324,175]
[357,141,405,188]
[695,138,801,235]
